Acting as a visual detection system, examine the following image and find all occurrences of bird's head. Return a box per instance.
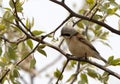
[61,26,78,39]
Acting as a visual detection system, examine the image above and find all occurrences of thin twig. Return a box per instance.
[73,0,98,26]
[58,38,64,48]
[50,0,120,35]
[68,56,120,79]
[56,59,69,84]
[43,14,71,39]
[0,43,40,82]
[16,42,40,66]
[70,62,80,84]
[42,41,120,79]
[38,54,62,74]
[11,0,34,36]
[0,69,10,82]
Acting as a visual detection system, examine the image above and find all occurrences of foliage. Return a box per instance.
[0,0,120,84]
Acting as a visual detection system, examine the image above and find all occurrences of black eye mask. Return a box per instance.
[62,33,71,37]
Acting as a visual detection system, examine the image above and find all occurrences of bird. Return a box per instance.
[61,26,107,63]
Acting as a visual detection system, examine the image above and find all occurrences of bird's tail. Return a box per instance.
[98,55,107,63]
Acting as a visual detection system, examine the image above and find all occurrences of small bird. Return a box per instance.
[61,26,107,63]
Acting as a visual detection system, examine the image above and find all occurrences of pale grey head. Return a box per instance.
[61,26,78,38]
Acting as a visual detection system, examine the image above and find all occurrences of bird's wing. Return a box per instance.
[77,34,99,54]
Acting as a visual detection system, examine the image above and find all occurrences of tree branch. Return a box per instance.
[42,41,120,80]
[50,0,120,35]
[43,14,71,39]
[56,59,69,84]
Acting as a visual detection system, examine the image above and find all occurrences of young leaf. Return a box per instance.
[79,73,88,84]
[110,58,120,66]
[7,47,17,60]
[87,68,99,78]
[108,56,114,63]
[54,69,63,80]
[38,44,46,49]
[101,72,109,83]
[30,58,36,69]
[13,69,20,78]
[32,30,44,36]
[38,49,47,56]
[26,39,33,49]
[66,74,76,82]
[86,0,94,4]
[0,47,2,56]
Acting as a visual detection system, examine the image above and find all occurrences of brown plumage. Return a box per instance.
[61,26,107,63]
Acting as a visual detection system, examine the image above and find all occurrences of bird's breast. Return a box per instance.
[66,36,97,57]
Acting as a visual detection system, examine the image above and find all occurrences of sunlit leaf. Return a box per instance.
[107,8,117,14]
[99,40,112,48]
[7,47,17,60]
[54,69,63,80]
[101,72,109,83]
[26,18,34,29]
[70,60,77,67]
[0,61,6,67]
[13,69,20,78]
[87,68,99,78]
[26,39,33,49]
[79,73,88,84]
[0,47,2,56]
[66,74,76,82]
[30,58,36,69]
[77,21,84,28]
[37,48,47,56]
[32,30,44,36]
[38,44,46,49]
[0,24,5,30]
[110,58,120,66]
[9,0,14,8]
[108,56,114,63]
[86,0,94,4]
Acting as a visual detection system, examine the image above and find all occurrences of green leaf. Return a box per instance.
[39,50,47,56]
[99,40,112,48]
[15,0,24,12]
[26,18,34,29]
[26,18,29,28]
[9,0,14,8]
[54,69,63,80]
[70,60,77,67]
[38,44,46,49]
[31,18,34,28]
[79,73,88,84]
[100,32,109,40]
[110,58,120,66]
[32,30,44,36]
[3,11,14,22]
[77,21,84,28]
[0,61,6,67]
[37,48,47,56]
[7,47,17,60]
[0,24,5,30]
[87,68,99,78]
[0,47,2,56]
[107,8,118,14]
[13,69,20,78]
[86,0,94,4]
[66,74,76,82]
[108,56,114,63]
[101,72,109,83]
[30,58,36,69]
[26,39,33,49]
